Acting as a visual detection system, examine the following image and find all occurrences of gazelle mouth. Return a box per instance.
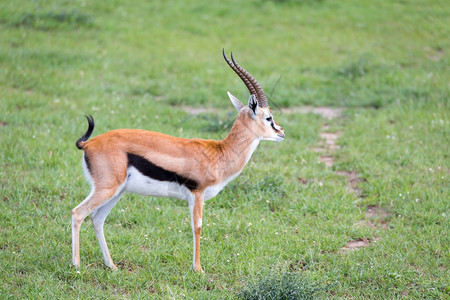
[275,134,285,142]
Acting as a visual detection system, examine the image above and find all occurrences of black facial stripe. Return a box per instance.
[270,122,278,132]
[127,153,198,191]
[84,154,92,173]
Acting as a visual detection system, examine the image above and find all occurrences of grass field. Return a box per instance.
[0,0,449,298]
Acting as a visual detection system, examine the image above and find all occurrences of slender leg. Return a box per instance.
[91,190,124,269]
[189,193,204,272]
[72,187,117,268]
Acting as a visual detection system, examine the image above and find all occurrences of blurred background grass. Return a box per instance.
[1,0,448,111]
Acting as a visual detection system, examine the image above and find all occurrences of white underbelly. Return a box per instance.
[125,167,194,202]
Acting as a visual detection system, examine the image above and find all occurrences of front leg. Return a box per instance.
[189,192,204,272]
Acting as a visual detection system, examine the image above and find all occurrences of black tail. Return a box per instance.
[76,115,95,150]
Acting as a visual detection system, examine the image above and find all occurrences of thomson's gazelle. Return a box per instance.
[72,50,285,272]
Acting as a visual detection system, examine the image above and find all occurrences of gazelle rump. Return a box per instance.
[71,50,285,272]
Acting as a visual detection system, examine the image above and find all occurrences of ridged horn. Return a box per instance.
[222,49,269,108]
[222,49,257,96]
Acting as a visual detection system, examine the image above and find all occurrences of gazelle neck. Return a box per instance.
[219,112,260,177]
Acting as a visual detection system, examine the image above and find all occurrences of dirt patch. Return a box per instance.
[320,155,335,167]
[182,106,217,115]
[320,132,342,151]
[340,237,382,253]
[345,239,370,248]
[365,205,389,219]
[353,205,390,229]
[116,260,143,273]
[297,177,309,185]
[281,106,343,120]
[312,147,326,153]
[365,205,389,229]
[353,219,375,228]
[141,245,151,252]
[336,170,359,184]
[183,105,343,120]
[336,170,365,196]
[182,106,216,115]
[309,115,343,167]
[424,46,445,62]
[340,239,370,252]
[0,121,8,127]
[316,131,342,167]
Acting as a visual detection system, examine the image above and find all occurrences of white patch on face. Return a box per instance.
[259,108,284,142]
[262,110,275,127]
[273,122,282,131]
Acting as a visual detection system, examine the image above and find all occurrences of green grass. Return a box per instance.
[0,0,448,298]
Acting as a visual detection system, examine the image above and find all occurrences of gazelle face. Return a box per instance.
[228,92,285,142]
[258,107,285,142]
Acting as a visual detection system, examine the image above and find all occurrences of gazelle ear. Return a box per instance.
[248,94,258,116]
[227,91,245,112]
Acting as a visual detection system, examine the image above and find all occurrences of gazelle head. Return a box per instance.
[223,49,285,142]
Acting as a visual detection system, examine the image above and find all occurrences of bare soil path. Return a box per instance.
[291,106,390,253]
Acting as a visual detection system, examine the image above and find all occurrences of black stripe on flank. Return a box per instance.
[127,153,198,191]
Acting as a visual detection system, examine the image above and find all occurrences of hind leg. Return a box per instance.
[72,187,119,268]
[91,189,125,269]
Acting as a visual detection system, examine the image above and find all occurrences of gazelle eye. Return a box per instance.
[266,116,272,122]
